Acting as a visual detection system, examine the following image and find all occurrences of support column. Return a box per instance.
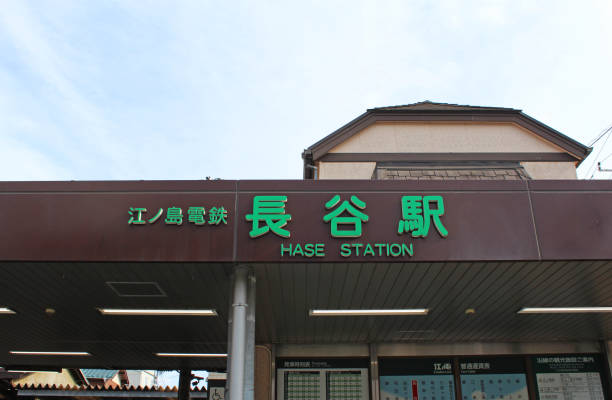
[227,265,255,400]
[178,369,191,400]
[245,272,256,400]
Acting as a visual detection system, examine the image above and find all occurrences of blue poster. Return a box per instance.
[380,375,455,400]
[460,374,528,400]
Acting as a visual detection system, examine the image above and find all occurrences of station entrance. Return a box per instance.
[1,179,612,400]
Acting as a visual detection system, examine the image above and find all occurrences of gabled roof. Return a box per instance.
[302,101,591,176]
[371,100,518,112]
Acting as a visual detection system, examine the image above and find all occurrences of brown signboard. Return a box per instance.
[0,180,611,263]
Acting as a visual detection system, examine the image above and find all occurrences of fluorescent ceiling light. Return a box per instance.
[518,307,612,314]
[9,351,90,356]
[98,308,217,316]
[155,353,227,358]
[0,307,16,314]
[309,309,429,316]
[7,370,60,373]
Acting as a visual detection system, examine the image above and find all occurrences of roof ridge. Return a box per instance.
[368,100,519,111]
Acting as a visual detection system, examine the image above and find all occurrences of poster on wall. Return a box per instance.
[459,357,528,400]
[532,354,605,400]
[379,357,455,400]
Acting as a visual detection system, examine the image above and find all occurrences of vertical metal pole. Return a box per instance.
[369,344,380,400]
[524,355,538,400]
[453,357,462,400]
[228,266,250,400]
[178,369,191,400]
[226,273,235,400]
[245,273,256,400]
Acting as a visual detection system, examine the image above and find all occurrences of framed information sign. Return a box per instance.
[379,357,456,400]
[532,354,605,400]
[459,357,528,400]
[276,358,369,400]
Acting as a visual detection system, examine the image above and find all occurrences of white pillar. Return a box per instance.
[244,273,256,400]
[227,266,255,400]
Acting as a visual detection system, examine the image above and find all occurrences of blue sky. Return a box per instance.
[1,0,611,180]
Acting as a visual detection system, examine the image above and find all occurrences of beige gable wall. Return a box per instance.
[318,162,376,179]
[521,162,577,179]
[329,122,565,154]
[318,161,579,180]
[12,369,78,386]
[318,121,578,180]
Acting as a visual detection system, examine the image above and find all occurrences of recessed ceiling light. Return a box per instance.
[517,307,612,314]
[0,307,16,314]
[98,308,217,316]
[155,353,227,357]
[9,351,91,356]
[309,309,429,316]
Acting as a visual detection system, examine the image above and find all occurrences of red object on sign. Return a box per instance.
[412,380,419,400]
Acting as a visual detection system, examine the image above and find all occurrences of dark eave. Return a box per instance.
[302,103,592,170]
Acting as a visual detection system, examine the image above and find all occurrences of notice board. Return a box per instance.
[379,357,456,400]
[532,355,605,400]
[459,357,528,400]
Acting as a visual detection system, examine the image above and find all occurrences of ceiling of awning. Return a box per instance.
[1,260,611,370]
[0,262,231,370]
[255,261,612,344]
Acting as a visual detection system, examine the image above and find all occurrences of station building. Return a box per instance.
[1,101,611,400]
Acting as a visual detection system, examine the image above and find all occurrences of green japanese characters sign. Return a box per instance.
[323,195,369,238]
[128,206,228,226]
[242,194,448,259]
[127,193,448,261]
[245,195,291,238]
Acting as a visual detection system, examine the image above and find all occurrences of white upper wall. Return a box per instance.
[329,122,566,154]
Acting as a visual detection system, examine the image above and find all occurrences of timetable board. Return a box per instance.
[532,355,605,400]
[327,370,364,400]
[459,357,529,400]
[277,358,370,400]
[379,357,456,400]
